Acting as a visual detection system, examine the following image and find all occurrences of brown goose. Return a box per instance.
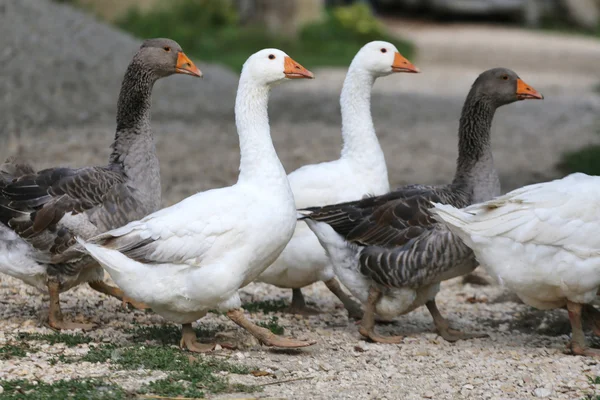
[300,68,543,343]
[0,38,202,330]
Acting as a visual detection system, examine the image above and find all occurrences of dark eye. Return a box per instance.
[380,48,387,53]
[268,54,275,60]
[163,46,171,52]
[502,75,508,80]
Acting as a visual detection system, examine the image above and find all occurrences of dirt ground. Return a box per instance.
[2,1,600,399]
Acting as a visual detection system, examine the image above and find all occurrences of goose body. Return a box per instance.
[81,49,316,352]
[0,39,202,329]
[257,41,418,316]
[432,173,600,356]
[302,68,543,342]
[432,173,600,310]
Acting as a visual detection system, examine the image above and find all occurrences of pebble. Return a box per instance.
[534,387,552,398]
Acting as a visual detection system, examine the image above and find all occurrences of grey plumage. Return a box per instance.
[302,68,537,291]
[0,38,199,286]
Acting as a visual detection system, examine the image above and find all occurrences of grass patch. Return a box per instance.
[0,343,29,360]
[115,1,413,71]
[258,316,284,335]
[583,376,600,400]
[243,299,287,314]
[17,332,93,347]
[78,344,257,397]
[0,378,126,400]
[127,324,221,346]
[558,144,600,176]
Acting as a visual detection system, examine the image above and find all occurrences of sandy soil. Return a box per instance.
[1,1,600,399]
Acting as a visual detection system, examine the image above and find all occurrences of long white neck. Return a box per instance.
[339,65,388,184]
[236,79,288,186]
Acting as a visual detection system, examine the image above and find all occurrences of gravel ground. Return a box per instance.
[1,1,600,399]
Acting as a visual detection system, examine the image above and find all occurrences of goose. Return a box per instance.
[299,68,543,343]
[80,49,317,352]
[257,41,418,318]
[431,173,600,357]
[0,38,202,330]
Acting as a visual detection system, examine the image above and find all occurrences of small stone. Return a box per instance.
[0,385,4,394]
[214,344,222,351]
[423,390,434,398]
[462,384,474,390]
[534,387,552,398]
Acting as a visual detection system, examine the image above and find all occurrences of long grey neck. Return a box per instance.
[452,92,500,203]
[339,68,383,166]
[236,79,288,186]
[107,60,161,211]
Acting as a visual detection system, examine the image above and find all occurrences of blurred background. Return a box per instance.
[1,0,599,206]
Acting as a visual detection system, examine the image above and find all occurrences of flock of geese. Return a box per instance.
[1,37,598,358]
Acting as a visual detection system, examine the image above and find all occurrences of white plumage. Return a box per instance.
[432,173,600,356]
[80,49,316,352]
[257,41,418,316]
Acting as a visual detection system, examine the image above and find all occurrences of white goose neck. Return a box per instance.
[339,67,384,165]
[235,79,287,185]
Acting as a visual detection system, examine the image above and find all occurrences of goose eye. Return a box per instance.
[163,46,171,52]
[380,48,387,53]
[268,54,275,60]
[502,75,508,80]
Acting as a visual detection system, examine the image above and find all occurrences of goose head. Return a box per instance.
[353,41,419,77]
[242,49,314,86]
[472,68,543,108]
[134,38,202,79]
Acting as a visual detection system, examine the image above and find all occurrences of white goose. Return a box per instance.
[432,173,600,357]
[80,49,316,352]
[257,41,418,317]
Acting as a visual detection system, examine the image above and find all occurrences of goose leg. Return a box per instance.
[324,278,363,320]
[179,323,218,353]
[426,299,487,342]
[583,304,600,336]
[358,286,403,344]
[227,308,315,348]
[47,280,94,331]
[567,301,600,357]
[284,288,320,315]
[88,281,150,310]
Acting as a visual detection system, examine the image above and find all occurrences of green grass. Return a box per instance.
[258,316,284,335]
[559,144,600,176]
[0,379,126,400]
[127,324,221,345]
[242,299,287,314]
[115,0,413,71]
[0,343,29,360]
[17,332,93,347]
[78,344,257,398]
[583,376,600,400]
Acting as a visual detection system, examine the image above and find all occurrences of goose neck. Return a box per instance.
[236,80,287,184]
[110,60,157,165]
[339,68,381,163]
[452,93,500,201]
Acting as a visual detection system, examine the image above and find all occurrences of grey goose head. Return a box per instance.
[471,67,543,108]
[134,38,203,79]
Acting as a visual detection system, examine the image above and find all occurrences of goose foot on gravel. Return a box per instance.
[227,309,315,348]
[284,289,320,316]
[568,302,600,358]
[426,300,487,342]
[48,281,95,331]
[88,281,150,310]
[358,287,403,344]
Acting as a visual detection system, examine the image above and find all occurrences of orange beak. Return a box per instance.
[176,51,203,78]
[392,52,419,73]
[516,78,543,100]
[284,56,314,79]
